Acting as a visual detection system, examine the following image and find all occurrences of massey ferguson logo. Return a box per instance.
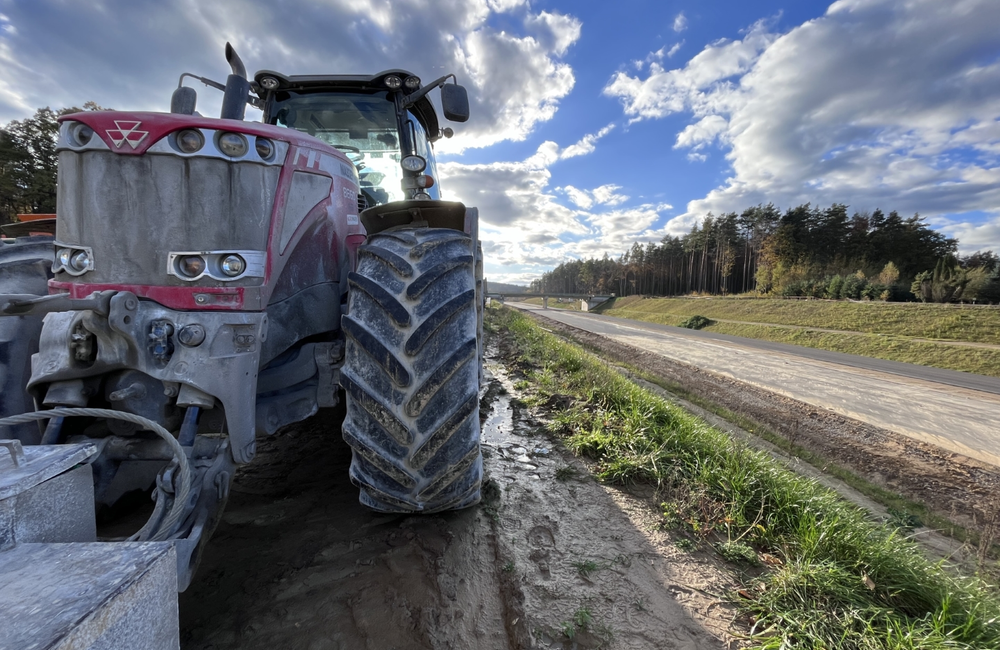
[105,121,149,149]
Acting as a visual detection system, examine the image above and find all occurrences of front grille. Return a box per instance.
[56,151,280,286]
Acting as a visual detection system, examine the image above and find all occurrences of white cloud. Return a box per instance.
[667,41,683,58]
[674,114,727,150]
[561,185,594,209]
[673,12,688,33]
[440,129,671,280]
[607,0,1000,252]
[525,11,582,57]
[603,19,776,123]
[591,184,629,206]
[560,123,615,158]
[557,183,629,209]
[0,0,580,154]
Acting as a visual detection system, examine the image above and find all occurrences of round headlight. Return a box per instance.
[218,132,248,157]
[401,155,426,172]
[176,129,204,153]
[220,254,246,277]
[255,137,274,160]
[404,76,420,90]
[384,75,402,89]
[414,192,431,201]
[178,255,206,278]
[57,248,73,268]
[260,76,280,90]
[69,122,94,147]
[69,250,91,272]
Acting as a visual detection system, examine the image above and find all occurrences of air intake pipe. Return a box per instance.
[220,42,250,121]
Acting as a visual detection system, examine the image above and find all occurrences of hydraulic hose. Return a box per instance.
[0,408,192,542]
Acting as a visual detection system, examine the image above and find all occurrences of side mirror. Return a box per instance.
[441,84,470,123]
[171,86,198,115]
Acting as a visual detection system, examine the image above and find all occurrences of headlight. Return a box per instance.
[404,76,420,90]
[176,129,204,153]
[384,75,402,89]
[68,122,94,147]
[255,137,274,160]
[401,155,426,172]
[167,250,266,282]
[218,132,248,157]
[69,250,92,272]
[220,254,246,277]
[177,255,206,278]
[260,76,280,90]
[53,244,95,276]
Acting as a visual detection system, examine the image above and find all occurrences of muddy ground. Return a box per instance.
[181,338,746,649]
[180,310,997,649]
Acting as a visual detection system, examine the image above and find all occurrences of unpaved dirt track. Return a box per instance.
[180,401,511,650]
[181,348,743,649]
[514,303,1000,468]
[514,305,1000,537]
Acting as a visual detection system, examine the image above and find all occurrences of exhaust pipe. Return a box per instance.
[220,42,250,121]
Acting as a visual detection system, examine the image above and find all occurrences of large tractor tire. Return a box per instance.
[341,227,482,513]
[0,237,53,444]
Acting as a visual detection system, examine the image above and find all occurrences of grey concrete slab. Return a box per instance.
[0,542,178,650]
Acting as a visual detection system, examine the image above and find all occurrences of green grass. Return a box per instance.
[600,296,1000,377]
[491,305,1000,649]
[708,322,1000,378]
[601,296,1000,343]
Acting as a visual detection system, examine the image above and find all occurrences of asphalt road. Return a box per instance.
[512,302,1000,468]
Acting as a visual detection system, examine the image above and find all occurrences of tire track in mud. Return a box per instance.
[480,358,742,649]
[181,339,746,649]
[180,399,512,650]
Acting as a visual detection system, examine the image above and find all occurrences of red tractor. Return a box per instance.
[0,45,484,589]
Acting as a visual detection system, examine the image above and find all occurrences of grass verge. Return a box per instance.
[604,298,1000,377]
[492,305,1000,649]
[600,296,1000,344]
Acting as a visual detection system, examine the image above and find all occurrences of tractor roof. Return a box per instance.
[253,69,440,139]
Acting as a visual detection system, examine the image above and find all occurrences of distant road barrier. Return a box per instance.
[487,293,614,311]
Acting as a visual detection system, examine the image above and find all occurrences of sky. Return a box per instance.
[2,0,999,284]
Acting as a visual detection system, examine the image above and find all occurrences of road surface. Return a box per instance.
[513,302,1000,468]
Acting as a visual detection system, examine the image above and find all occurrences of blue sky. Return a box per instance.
[2,0,999,284]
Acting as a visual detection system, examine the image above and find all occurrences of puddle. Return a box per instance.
[480,363,550,484]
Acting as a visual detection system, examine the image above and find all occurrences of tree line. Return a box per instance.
[530,204,1000,303]
[1,104,104,223]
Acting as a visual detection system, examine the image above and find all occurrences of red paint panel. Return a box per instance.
[59,111,344,157]
[49,280,248,311]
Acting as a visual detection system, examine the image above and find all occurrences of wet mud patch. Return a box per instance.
[181,337,744,649]
[481,360,743,649]
[181,401,510,650]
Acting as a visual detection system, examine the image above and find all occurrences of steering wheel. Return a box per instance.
[333,144,361,154]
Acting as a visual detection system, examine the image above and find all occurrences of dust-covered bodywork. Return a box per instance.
[0,44,481,592]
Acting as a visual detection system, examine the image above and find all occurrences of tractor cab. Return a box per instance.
[253,70,466,211]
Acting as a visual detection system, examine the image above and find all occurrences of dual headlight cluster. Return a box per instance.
[383,74,421,91]
[167,251,264,282]
[54,245,94,276]
[172,129,275,161]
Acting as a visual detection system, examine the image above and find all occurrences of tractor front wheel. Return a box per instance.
[0,237,53,444]
[341,227,482,513]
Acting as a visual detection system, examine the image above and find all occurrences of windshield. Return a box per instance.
[270,90,406,204]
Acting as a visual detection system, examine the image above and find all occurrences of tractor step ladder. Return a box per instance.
[0,440,179,650]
